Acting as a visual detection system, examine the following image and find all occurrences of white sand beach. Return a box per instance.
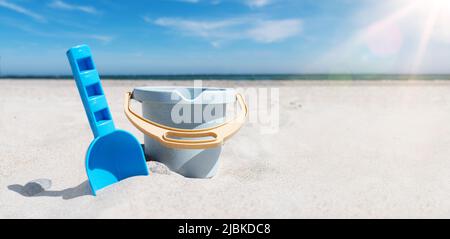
[1,79,450,218]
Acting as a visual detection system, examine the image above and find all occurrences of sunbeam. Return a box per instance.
[309,0,450,74]
[411,0,450,72]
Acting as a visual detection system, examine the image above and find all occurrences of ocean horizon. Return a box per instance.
[1,74,450,81]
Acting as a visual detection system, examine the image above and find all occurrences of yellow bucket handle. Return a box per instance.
[124,92,248,149]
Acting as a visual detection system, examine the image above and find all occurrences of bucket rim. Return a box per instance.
[133,86,237,104]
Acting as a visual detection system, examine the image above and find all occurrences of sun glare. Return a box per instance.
[414,0,450,17]
[362,0,450,72]
[418,0,450,8]
[310,0,450,73]
[409,0,450,72]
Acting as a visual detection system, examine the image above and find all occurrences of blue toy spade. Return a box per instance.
[66,45,149,195]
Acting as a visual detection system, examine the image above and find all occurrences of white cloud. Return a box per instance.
[149,16,302,46]
[0,0,46,22]
[0,16,113,43]
[83,34,113,43]
[152,17,243,38]
[176,0,269,7]
[177,0,223,5]
[248,19,302,43]
[246,0,271,8]
[177,0,200,3]
[49,0,99,15]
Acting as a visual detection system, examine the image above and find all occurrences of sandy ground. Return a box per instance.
[1,79,450,218]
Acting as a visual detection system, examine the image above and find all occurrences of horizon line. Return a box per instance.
[2,73,450,80]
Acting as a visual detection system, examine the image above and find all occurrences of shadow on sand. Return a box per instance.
[7,150,158,200]
[8,180,92,200]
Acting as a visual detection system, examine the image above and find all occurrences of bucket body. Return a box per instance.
[133,87,236,178]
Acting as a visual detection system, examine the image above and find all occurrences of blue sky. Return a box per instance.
[0,0,450,75]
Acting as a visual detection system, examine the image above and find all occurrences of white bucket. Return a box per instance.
[124,87,247,178]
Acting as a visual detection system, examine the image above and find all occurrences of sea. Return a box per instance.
[1,74,450,80]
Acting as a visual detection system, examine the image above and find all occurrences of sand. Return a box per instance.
[1,79,450,219]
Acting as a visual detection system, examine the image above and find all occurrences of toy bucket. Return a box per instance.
[124,87,248,178]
